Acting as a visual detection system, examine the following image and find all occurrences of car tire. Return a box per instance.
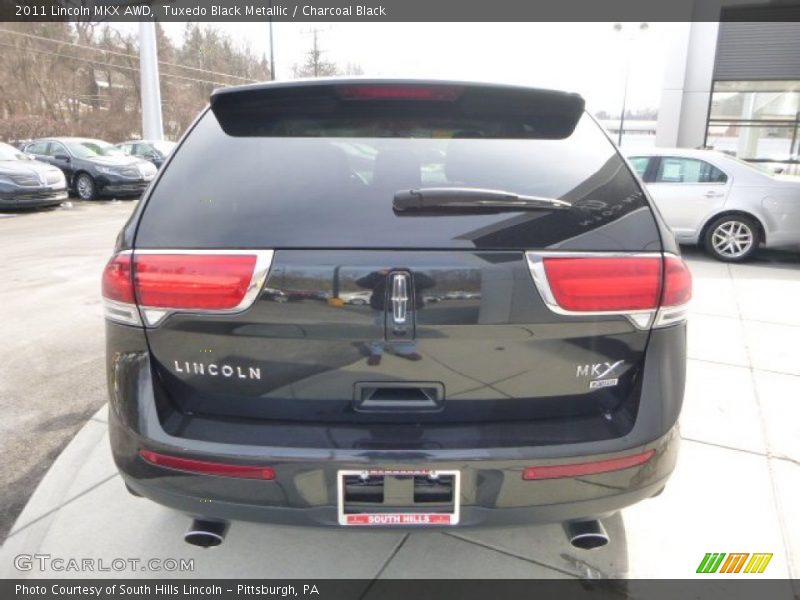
[703,215,760,262]
[75,173,97,201]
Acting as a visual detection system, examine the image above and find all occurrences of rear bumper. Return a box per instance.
[122,461,674,530]
[107,320,686,527]
[110,394,679,528]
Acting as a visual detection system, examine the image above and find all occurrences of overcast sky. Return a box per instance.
[115,22,682,114]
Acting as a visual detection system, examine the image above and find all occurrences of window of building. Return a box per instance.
[705,80,800,175]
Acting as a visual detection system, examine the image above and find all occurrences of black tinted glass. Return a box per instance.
[137,108,657,251]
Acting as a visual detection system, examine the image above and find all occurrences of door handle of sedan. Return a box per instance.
[704,191,725,198]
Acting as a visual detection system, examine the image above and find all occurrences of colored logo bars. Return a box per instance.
[696,552,773,574]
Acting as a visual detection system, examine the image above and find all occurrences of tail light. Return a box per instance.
[336,84,463,101]
[527,253,691,329]
[135,254,257,310]
[140,450,275,480]
[662,255,692,306]
[102,253,135,304]
[521,449,655,480]
[101,250,273,326]
[542,257,661,311]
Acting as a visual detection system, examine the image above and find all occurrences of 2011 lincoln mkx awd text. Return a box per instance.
[102,80,691,549]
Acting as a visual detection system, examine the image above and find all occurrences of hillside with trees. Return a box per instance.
[0,23,270,142]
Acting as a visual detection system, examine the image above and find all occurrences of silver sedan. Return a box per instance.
[628,148,800,261]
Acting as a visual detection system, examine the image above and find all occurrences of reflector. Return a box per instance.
[139,450,276,480]
[522,449,655,480]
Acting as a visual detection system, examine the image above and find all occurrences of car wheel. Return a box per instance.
[75,173,97,200]
[704,215,760,262]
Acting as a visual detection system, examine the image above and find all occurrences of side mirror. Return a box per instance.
[27,154,36,160]
[54,154,70,162]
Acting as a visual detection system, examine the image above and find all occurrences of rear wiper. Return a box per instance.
[393,187,571,212]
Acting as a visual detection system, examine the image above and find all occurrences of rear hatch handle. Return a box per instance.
[393,187,572,213]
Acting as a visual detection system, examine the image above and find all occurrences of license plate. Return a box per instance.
[337,469,461,527]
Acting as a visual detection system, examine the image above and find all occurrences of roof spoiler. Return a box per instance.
[209,79,586,139]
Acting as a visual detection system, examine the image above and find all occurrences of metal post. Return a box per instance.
[269,0,276,80]
[613,22,648,148]
[139,21,164,140]
[618,52,630,146]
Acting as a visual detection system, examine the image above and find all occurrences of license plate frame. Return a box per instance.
[337,469,461,527]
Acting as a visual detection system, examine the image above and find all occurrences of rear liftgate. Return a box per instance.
[342,271,458,526]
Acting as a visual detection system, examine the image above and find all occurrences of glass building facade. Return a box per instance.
[705,80,800,175]
[707,14,800,176]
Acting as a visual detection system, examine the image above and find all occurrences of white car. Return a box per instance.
[338,290,372,305]
[628,149,800,261]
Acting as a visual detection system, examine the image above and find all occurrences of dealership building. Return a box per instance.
[658,3,800,174]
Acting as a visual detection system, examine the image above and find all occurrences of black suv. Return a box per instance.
[25,137,157,200]
[103,80,691,547]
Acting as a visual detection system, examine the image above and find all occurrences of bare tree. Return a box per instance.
[292,29,339,78]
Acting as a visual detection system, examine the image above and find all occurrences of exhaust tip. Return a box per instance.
[564,520,609,550]
[184,519,228,548]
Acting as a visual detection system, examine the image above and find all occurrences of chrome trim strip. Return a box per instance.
[132,249,274,327]
[653,303,690,328]
[525,251,689,330]
[184,530,224,544]
[103,299,141,326]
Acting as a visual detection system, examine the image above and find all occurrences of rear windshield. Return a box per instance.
[136,100,657,250]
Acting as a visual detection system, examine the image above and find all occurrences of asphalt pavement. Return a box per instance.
[0,199,136,541]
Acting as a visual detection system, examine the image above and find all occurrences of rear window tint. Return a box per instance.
[136,108,657,251]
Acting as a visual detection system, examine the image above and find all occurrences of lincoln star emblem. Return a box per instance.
[390,272,410,329]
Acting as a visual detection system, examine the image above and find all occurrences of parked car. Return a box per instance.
[339,290,372,305]
[628,148,800,262]
[103,80,691,546]
[116,139,177,168]
[24,137,157,200]
[0,141,67,209]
